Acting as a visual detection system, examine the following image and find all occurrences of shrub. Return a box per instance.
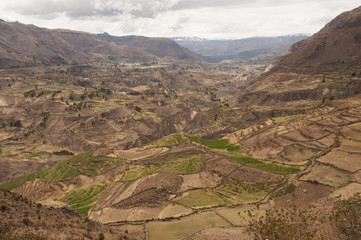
[330,193,361,239]
[248,206,317,240]
[24,90,36,98]
[0,221,44,240]
[248,193,361,239]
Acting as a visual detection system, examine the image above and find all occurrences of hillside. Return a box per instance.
[99,34,205,62]
[0,189,138,239]
[0,20,87,67]
[275,6,361,72]
[0,20,204,68]
[235,6,361,108]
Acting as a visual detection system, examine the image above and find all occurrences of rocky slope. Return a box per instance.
[234,6,361,108]
[0,189,135,240]
[275,6,361,72]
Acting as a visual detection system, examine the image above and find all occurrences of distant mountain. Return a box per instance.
[0,20,205,68]
[171,37,208,42]
[173,35,309,62]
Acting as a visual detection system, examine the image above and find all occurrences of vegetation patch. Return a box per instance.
[93,104,114,112]
[331,193,361,239]
[173,189,232,208]
[248,206,317,240]
[143,135,183,149]
[0,221,45,240]
[273,184,297,198]
[53,150,74,156]
[156,155,203,174]
[248,193,361,239]
[122,155,203,181]
[223,152,300,174]
[122,167,154,182]
[0,151,124,189]
[272,113,305,124]
[215,181,272,204]
[65,185,105,216]
[27,151,52,160]
[36,161,78,182]
[186,135,242,152]
[0,174,36,190]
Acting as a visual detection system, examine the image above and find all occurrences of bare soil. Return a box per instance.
[275,181,332,209]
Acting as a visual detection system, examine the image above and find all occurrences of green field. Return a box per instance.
[122,154,203,181]
[143,135,183,149]
[0,173,36,190]
[173,189,232,208]
[28,151,52,160]
[186,135,243,152]
[0,151,124,190]
[65,185,105,215]
[223,152,300,174]
[272,113,305,123]
[173,181,271,209]
[214,181,271,204]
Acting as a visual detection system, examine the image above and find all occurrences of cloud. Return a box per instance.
[5,0,181,19]
[0,0,360,39]
[169,0,331,10]
[6,0,92,18]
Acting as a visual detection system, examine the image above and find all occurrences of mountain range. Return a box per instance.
[173,35,309,62]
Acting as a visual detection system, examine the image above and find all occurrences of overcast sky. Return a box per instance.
[0,0,359,39]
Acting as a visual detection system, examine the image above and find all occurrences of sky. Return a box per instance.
[0,0,360,39]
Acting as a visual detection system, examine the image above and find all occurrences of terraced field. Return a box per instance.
[65,185,105,215]
[1,97,361,239]
[143,135,183,149]
[0,151,124,190]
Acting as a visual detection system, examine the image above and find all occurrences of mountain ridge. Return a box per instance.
[0,19,205,68]
[273,6,361,72]
[234,5,361,107]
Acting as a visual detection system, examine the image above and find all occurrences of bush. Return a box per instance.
[24,90,36,98]
[11,120,22,128]
[247,193,361,239]
[53,150,74,156]
[248,206,317,240]
[0,221,44,240]
[330,193,361,239]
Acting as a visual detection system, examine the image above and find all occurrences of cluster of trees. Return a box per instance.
[66,101,91,112]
